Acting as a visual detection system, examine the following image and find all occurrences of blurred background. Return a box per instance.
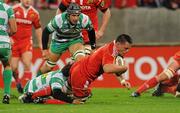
[6,0,180,46]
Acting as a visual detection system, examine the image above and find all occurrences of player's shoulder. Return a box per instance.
[12,3,21,9]
[29,6,40,15]
[61,0,71,6]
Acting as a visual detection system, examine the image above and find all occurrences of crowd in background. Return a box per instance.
[6,0,180,10]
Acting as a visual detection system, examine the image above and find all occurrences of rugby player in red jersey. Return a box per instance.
[11,0,42,93]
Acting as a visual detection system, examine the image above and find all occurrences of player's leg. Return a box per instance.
[11,57,23,93]
[69,38,85,61]
[70,64,92,102]
[38,50,60,75]
[152,74,179,96]
[0,42,12,104]
[82,30,92,55]
[132,59,179,97]
[11,43,23,93]
[21,51,32,82]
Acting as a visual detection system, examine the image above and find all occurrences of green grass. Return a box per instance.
[0,88,180,113]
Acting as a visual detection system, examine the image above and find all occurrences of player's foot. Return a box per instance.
[16,83,23,94]
[152,83,164,96]
[175,83,180,97]
[18,92,33,103]
[2,95,10,104]
[131,92,140,97]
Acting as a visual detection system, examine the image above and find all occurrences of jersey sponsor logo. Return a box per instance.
[30,13,35,18]
[80,6,91,10]
[16,18,32,24]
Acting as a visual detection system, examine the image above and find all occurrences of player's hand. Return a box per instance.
[10,38,14,45]
[96,30,104,40]
[121,80,131,89]
[72,99,84,104]
[42,50,49,60]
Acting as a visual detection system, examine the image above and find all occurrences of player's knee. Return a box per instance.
[72,50,85,60]
[163,68,175,79]
[46,60,56,68]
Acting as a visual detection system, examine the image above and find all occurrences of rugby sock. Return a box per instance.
[162,85,177,95]
[3,70,12,95]
[43,99,67,104]
[13,71,20,83]
[24,71,32,80]
[32,86,51,99]
[136,77,158,94]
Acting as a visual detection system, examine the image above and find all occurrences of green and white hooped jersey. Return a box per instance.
[47,12,93,42]
[0,1,14,43]
[24,70,67,93]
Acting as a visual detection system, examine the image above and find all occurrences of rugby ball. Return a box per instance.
[115,56,124,66]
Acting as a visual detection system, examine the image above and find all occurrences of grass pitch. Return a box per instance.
[0,88,180,113]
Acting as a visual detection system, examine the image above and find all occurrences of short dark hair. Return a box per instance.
[61,62,73,77]
[115,34,133,44]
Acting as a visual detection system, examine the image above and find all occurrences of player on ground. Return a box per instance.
[38,3,96,75]
[131,51,180,97]
[11,0,42,93]
[19,63,83,104]
[68,34,132,102]
[0,0,17,104]
[57,0,111,55]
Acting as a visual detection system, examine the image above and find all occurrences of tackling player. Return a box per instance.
[19,63,82,104]
[57,0,111,55]
[38,3,96,75]
[0,0,17,104]
[11,0,42,93]
[131,51,180,97]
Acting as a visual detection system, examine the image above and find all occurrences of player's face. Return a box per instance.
[115,42,131,57]
[21,0,32,8]
[69,14,80,25]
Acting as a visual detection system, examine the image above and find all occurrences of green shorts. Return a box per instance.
[0,42,11,62]
[50,38,83,54]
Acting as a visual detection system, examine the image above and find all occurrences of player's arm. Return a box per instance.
[83,15,96,50]
[103,64,127,74]
[42,16,59,58]
[8,7,17,36]
[56,2,67,14]
[87,28,96,50]
[42,27,51,50]
[96,8,111,40]
[8,17,17,36]
[33,13,42,49]
[52,89,74,103]
[35,28,42,49]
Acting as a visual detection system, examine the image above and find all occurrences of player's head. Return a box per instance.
[115,34,133,57]
[61,62,74,77]
[21,0,32,8]
[67,3,81,25]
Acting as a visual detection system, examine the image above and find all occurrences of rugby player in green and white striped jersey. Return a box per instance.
[19,63,83,104]
[0,0,17,104]
[38,3,96,76]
